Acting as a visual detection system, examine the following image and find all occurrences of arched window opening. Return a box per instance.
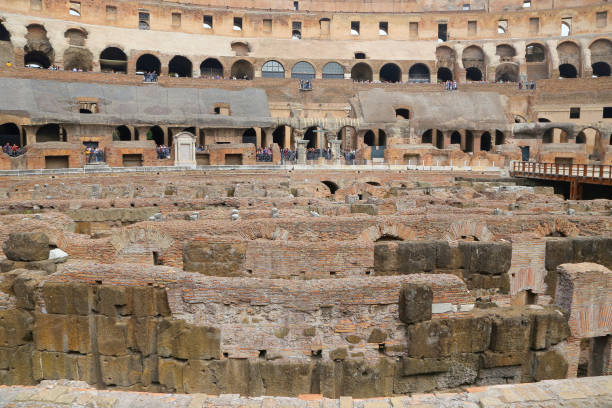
[169,55,192,77]
[496,44,516,60]
[364,130,375,146]
[136,54,161,75]
[561,21,570,37]
[231,60,253,80]
[375,234,403,242]
[408,63,430,83]
[262,60,285,78]
[0,123,21,147]
[100,47,127,73]
[242,128,256,145]
[351,62,373,82]
[322,62,344,79]
[380,63,401,83]
[480,132,492,151]
[200,58,223,78]
[559,63,577,78]
[526,44,546,62]
[437,67,453,82]
[113,125,131,141]
[378,129,387,146]
[495,130,505,145]
[304,126,318,148]
[495,63,519,82]
[24,51,50,69]
[421,129,433,145]
[291,61,315,80]
[321,181,339,194]
[0,22,10,42]
[543,129,554,144]
[396,109,410,120]
[466,67,482,81]
[592,62,611,77]
[36,124,66,143]
[147,126,164,146]
[450,131,461,145]
[272,126,285,148]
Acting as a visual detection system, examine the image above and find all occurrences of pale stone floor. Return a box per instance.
[0,377,611,408]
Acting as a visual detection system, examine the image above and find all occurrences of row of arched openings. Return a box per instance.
[421,129,505,152]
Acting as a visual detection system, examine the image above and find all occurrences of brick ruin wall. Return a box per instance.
[0,264,574,397]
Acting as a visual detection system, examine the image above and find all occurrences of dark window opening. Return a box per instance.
[169,55,192,77]
[375,234,402,242]
[355,52,366,59]
[380,63,401,83]
[396,109,410,120]
[233,17,242,31]
[593,62,611,77]
[351,21,360,35]
[321,181,339,194]
[466,67,482,81]
[604,107,612,119]
[379,21,388,35]
[200,58,223,78]
[570,107,580,119]
[153,251,162,265]
[0,23,10,42]
[559,63,577,78]
[437,67,453,82]
[258,350,267,359]
[139,11,150,30]
[480,132,492,151]
[203,15,213,29]
[438,23,447,42]
[293,1,299,10]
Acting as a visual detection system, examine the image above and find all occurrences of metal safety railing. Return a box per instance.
[511,161,612,180]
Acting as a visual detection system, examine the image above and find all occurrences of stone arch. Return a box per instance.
[590,38,612,77]
[534,218,579,238]
[462,45,485,73]
[557,41,580,77]
[576,127,604,160]
[408,63,430,83]
[543,127,568,144]
[466,67,483,81]
[148,126,164,146]
[100,47,127,73]
[351,62,373,82]
[64,28,87,46]
[445,220,493,243]
[200,58,223,78]
[526,43,549,80]
[113,125,131,141]
[0,21,10,42]
[359,223,416,242]
[495,130,505,145]
[0,21,13,65]
[592,62,611,77]
[450,131,461,145]
[261,60,284,78]
[380,63,402,83]
[169,55,193,77]
[63,46,93,71]
[0,123,21,146]
[291,61,316,80]
[36,124,67,143]
[437,67,453,81]
[480,132,492,151]
[322,62,344,79]
[395,108,410,120]
[321,180,339,194]
[495,63,519,82]
[136,53,161,74]
[436,45,455,68]
[238,225,289,241]
[230,59,253,79]
[496,44,516,60]
[363,130,375,146]
[24,24,54,68]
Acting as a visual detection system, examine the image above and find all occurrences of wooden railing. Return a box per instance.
[511,161,612,180]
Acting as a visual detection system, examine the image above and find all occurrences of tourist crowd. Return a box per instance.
[518,81,536,90]
[84,146,104,163]
[256,147,273,162]
[156,144,171,159]
[299,80,313,90]
[143,71,159,82]
[2,143,25,157]
[443,80,458,90]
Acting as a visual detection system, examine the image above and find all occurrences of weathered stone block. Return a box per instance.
[330,347,348,360]
[11,270,46,310]
[93,285,131,317]
[0,309,33,348]
[250,360,316,397]
[0,345,34,385]
[95,315,128,356]
[367,328,387,344]
[2,232,50,262]
[399,357,449,376]
[127,317,158,356]
[350,204,378,216]
[545,239,573,271]
[32,351,95,383]
[572,237,612,268]
[396,242,437,274]
[157,319,221,360]
[34,313,90,354]
[0,259,56,274]
[100,354,143,387]
[480,351,527,368]
[489,312,532,353]
[398,283,432,324]
[532,349,568,381]
[158,357,185,393]
[531,308,570,350]
[459,242,512,275]
[41,282,89,315]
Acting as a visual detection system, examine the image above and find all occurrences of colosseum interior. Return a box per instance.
[0,0,611,407]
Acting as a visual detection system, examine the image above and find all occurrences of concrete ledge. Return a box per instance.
[0,376,610,407]
[0,164,503,177]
